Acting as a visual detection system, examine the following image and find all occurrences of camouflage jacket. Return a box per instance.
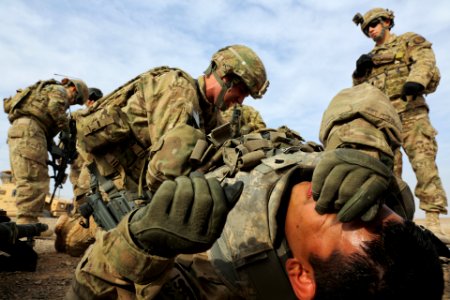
[75,67,219,194]
[5,80,70,137]
[353,33,440,113]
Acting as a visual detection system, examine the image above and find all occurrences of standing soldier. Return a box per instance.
[54,44,269,256]
[219,104,266,135]
[352,8,448,240]
[3,78,88,235]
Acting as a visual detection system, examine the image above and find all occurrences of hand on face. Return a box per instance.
[284,181,403,299]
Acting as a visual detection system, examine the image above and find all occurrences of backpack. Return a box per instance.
[76,66,183,153]
[3,79,58,116]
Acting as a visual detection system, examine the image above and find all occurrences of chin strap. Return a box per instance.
[204,63,232,111]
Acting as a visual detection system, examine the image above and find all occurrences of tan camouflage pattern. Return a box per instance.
[7,117,49,219]
[219,104,266,134]
[147,124,206,191]
[59,69,219,256]
[359,8,394,33]
[54,214,97,257]
[393,108,447,213]
[8,82,71,137]
[353,32,447,214]
[320,83,402,158]
[210,45,269,99]
[353,33,438,114]
[75,67,218,195]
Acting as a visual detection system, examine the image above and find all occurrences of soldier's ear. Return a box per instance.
[286,258,316,300]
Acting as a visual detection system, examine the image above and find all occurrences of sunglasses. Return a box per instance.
[364,19,381,34]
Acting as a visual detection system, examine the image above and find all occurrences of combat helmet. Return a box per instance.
[88,87,103,101]
[205,45,269,110]
[63,78,89,105]
[353,8,395,36]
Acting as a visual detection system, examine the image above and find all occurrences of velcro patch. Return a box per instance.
[413,35,426,44]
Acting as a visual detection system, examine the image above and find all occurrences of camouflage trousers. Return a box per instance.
[393,107,448,214]
[7,117,49,219]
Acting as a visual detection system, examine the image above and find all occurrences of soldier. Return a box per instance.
[66,84,447,299]
[351,8,448,239]
[54,45,269,256]
[54,88,104,256]
[68,87,104,205]
[4,78,88,235]
[219,103,266,135]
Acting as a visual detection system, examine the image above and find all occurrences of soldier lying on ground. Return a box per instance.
[66,84,449,299]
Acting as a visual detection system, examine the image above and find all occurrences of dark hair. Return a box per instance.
[88,87,103,101]
[310,220,444,300]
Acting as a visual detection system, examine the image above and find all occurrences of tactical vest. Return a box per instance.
[367,33,440,100]
[208,150,321,299]
[4,79,61,132]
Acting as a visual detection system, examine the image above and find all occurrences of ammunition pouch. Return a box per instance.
[77,106,131,153]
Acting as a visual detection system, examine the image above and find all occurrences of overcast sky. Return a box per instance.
[1,0,449,219]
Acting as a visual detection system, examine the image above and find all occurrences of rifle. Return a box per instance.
[230,104,242,138]
[47,117,78,206]
[78,163,147,231]
[0,210,49,272]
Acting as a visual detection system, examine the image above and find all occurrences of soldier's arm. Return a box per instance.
[142,73,206,191]
[144,73,201,144]
[405,33,437,88]
[313,83,404,222]
[47,85,70,131]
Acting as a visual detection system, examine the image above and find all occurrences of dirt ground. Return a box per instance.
[0,217,80,300]
[1,217,450,300]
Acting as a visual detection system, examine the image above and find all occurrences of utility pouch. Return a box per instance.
[77,106,131,153]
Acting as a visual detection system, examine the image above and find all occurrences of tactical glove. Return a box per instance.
[312,148,392,222]
[353,54,374,78]
[401,82,424,101]
[129,173,243,257]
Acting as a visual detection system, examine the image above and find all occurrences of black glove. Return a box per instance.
[353,54,374,78]
[129,173,243,257]
[401,82,424,101]
[312,149,392,222]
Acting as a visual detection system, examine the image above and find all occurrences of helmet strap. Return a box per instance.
[212,70,232,111]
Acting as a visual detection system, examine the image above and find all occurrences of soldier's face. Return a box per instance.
[283,182,402,299]
[367,19,390,44]
[222,78,250,108]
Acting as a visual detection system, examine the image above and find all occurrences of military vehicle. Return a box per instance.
[0,170,72,217]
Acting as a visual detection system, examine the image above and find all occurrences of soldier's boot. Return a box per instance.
[425,212,450,245]
[55,213,97,257]
[16,216,54,238]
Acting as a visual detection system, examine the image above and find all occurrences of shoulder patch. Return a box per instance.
[413,35,426,44]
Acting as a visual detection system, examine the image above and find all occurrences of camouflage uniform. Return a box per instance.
[219,104,266,134]
[67,84,407,299]
[352,10,447,216]
[6,81,73,221]
[56,45,269,256]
